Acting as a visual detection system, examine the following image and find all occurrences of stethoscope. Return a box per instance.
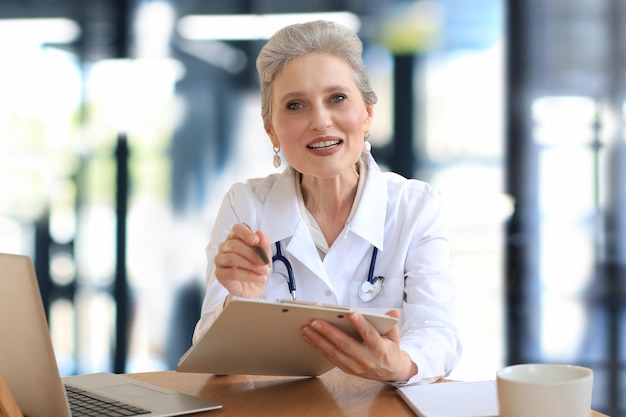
[271,241,385,303]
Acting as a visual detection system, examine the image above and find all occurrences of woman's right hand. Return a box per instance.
[214,223,272,299]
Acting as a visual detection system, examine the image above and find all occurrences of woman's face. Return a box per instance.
[265,52,374,179]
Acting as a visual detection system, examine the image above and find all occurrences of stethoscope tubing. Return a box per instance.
[271,241,296,299]
[368,247,379,282]
[271,241,382,302]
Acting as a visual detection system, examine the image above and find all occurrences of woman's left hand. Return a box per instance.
[301,309,418,382]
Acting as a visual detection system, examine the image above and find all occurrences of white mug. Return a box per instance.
[496,363,593,417]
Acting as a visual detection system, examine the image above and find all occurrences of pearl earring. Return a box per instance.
[273,146,281,168]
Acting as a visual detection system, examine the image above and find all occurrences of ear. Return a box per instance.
[264,121,279,148]
[364,104,374,131]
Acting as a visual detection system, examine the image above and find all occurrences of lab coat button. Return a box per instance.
[325,290,332,297]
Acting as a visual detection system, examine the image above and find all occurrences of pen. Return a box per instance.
[242,223,272,271]
[254,245,271,267]
[241,223,283,297]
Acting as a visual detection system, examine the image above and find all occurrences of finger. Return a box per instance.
[306,319,368,360]
[214,252,269,299]
[383,309,402,343]
[349,312,384,347]
[216,240,270,275]
[231,223,261,246]
[302,320,361,369]
[220,234,263,264]
[233,224,272,268]
[216,263,267,285]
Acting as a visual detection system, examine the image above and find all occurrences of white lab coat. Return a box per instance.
[192,153,461,385]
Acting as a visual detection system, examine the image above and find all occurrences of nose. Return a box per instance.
[309,104,332,132]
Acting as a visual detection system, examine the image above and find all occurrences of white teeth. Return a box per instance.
[308,140,340,149]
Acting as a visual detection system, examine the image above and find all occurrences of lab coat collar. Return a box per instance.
[347,153,387,250]
[259,167,301,243]
[259,168,325,278]
[258,153,388,250]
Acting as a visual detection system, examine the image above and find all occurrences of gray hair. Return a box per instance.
[256,20,377,128]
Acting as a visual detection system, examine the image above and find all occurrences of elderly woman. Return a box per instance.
[192,20,461,385]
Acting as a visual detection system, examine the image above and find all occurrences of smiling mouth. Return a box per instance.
[307,140,341,149]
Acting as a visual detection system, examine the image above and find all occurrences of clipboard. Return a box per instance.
[176,297,398,377]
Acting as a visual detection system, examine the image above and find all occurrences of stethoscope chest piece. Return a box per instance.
[359,276,384,302]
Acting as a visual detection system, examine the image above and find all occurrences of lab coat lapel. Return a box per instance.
[348,154,387,250]
[259,167,327,282]
[259,167,300,242]
[286,221,326,281]
[258,159,390,284]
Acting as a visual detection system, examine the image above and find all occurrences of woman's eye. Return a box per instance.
[287,102,302,110]
[331,94,346,103]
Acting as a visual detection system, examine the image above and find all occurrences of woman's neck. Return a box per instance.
[300,166,360,247]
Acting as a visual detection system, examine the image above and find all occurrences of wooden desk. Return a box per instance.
[127,370,609,417]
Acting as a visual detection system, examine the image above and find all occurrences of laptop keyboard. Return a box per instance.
[65,384,151,416]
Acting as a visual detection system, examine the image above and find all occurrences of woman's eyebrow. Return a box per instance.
[278,85,353,102]
[278,91,305,102]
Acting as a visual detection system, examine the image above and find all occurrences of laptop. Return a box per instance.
[0,252,222,417]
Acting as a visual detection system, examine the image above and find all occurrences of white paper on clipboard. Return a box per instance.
[397,380,499,417]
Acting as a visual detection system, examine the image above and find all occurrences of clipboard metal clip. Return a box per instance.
[276,299,351,312]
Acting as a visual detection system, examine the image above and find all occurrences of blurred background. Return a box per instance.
[0,0,623,415]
